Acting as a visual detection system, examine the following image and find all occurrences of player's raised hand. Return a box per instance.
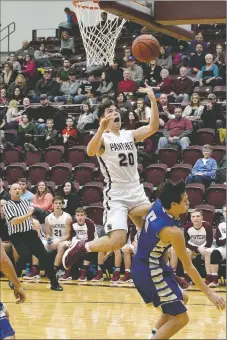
[138,81,155,100]
[14,285,26,304]
[208,292,225,310]
[99,112,114,130]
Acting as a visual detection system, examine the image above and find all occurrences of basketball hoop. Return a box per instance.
[72,0,127,67]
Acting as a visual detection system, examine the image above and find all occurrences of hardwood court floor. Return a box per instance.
[0,279,226,339]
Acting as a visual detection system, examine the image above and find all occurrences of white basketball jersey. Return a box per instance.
[47,212,69,239]
[218,221,226,240]
[98,130,140,185]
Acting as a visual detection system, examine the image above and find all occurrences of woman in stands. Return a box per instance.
[8,53,21,73]
[77,102,98,133]
[123,111,140,130]
[34,43,62,68]
[61,181,81,217]
[10,87,24,104]
[96,71,113,96]
[2,62,16,89]
[182,93,204,131]
[199,54,219,86]
[21,54,37,88]
[114,92,133,121]
[60,31,75,56]
[0,88,8,105]
[156,45,173,71]
[32,181,53,224]
[213,44,226,85]
[7,74,28,99]
[133,98,151,124]
[144,59,162,87]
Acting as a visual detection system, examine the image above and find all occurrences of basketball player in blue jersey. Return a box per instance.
[62,84,159,270]
[131,180,225,340]
[0,239,26,339]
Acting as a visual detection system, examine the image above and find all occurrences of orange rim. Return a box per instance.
[72,0,99,10]
[131,0,148,7]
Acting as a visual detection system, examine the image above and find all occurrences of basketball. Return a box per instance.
[132,34,160,63]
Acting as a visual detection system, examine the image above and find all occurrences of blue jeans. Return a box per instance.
[54,95,68,102]
[36,122,46,133]
[72,94,88,104]
[186,175,212,188]
[157,136,190,152]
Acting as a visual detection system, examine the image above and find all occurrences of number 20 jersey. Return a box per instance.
[98,130,140,186]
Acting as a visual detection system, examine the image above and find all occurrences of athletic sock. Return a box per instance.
[85,242,91,252]
[152,327,157,335]
[115,267,120,272]
[125,269,131,273]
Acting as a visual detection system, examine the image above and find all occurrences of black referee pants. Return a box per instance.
[10,230,58,286]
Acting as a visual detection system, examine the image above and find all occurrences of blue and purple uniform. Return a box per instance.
[0,302,15,339]
[131,199,187,316]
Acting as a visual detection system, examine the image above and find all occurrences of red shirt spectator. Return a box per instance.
[171,67,194,96]
[22,54,36,78]
[62,117,77,145]
[62,127,77,137]
[164,110,193,137]
[118,70,138,93]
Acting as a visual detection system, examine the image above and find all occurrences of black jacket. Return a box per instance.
[63,193,81,217]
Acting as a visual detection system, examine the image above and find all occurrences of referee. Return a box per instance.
[4,183,63,291]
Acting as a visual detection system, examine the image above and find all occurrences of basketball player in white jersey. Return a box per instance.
[46,196,72,272]
[63,84,159,269]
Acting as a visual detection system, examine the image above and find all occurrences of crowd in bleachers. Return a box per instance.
[0,15,226,287]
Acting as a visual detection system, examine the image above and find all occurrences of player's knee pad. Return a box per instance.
[210,249,222,264]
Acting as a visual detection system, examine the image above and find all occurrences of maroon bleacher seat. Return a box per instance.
[186,183,205,208]
[169,164,192,183]
[212,146,226,163]
[6,163,26,185]
[206,184,226,209]
[80,130,97,146]
[195,204,216,224]
[89,155,99,167]
[183,146,203,165]
[143,164,167,186]
[143,183,154,202]
[24,150,42,166]
[50,163,72,186]
[66,146,87,167]
[81,182,104,205]
[194,86,213,98]
[86,203,104,225]
[28,163,49,185]
[44,146,65,166]
[213,86,226,100]
[158,148,179,168]
[3,148,20,166]
[73,163,95,185]
[4,130,17,143]
[196,128,215,146]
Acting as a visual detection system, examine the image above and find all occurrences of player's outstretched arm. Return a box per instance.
[132,83,159,142]
[160,227,225,310]
[0,240,26,304]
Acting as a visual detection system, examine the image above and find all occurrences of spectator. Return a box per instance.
[58,7,78,34]
[57,59,72,81]
[0,88,8,105]
[96,71,113,96]
[144,59,162,86]
[60,208,95,281]
[15,40,35,57]
[34,43,62,68]
[118,70,138,93]
[189,43,206,74]
[60,31,75,56]
[21,54,36,80]
[2,62,16,89]
[126,56,144,85]
[8,53,21,72]
[199,54,219,86]
[182,93,204,130]
[5,100,21,129]
[216,155,226,184]
[157,107,192,152]
[186,144,217,187]
[18,178,34,204]
[136,138,153,168]
[0,178,10,200]
[150,68,172,98]
[36,118,58,149]
[32,181,53,223]
[157,93,175,125]
[120,47,132,68]
[170,209,213,285]
[18,97,35,121]
[133,98,151,123]
[86,89,98,107]
[10,87,24,104]
[54,70,81,102]
[172,41,189,70]
[62,116,78,146]
[33,70,60,102]
[156,46,172,71]
[213,44,226,85]
[32,95,58,132]
[170,67,194,103]
[108,58,124,92]
[188,32,207,54]
[123,111,139,130]
[114,92,133,120]
[7,74,28,100]
[201,93,224,130]
[204,205,226,287]
[62,181,81,217]
[77,103,97,133]
[16,113,38,151]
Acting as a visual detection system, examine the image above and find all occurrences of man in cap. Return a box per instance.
[126,56,144,85]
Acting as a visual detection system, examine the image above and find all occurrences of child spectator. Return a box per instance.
[186,144,217,187]
[36,118,58,149]
[77,103,97,133]
[62,117,78,146]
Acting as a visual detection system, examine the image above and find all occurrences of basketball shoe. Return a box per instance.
[175,275,189,290]
[59,270,72,281]
[110,271,120,283]
[62,240,88,269]
[91,270,104,282]
[119,271,133,283]
[209,275,219,288]
[78,269,87,282]
[205,274,213,286]
[23,266,40,280]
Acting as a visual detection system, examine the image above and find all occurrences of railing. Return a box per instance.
[0,22,16,53]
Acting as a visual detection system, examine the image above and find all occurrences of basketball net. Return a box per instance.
[73,0,127,67]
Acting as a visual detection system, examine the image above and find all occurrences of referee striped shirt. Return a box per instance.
[4,199,33,235]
